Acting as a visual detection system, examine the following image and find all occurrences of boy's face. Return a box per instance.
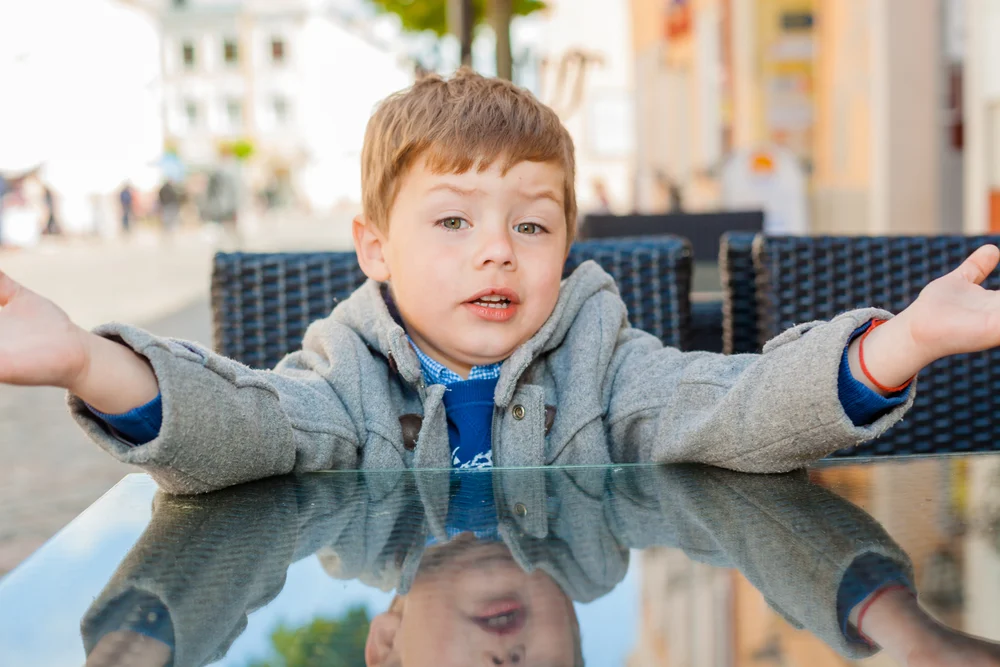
[354,156,569,377]
[366,538,578,666]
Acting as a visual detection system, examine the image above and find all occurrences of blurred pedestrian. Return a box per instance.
[0,174,7,246]
[42,184,61,235]
[119,182,135,234]
[204,167,240,248]
[590,177,611,214]
[655,170,684,213]
[157,180,181,235]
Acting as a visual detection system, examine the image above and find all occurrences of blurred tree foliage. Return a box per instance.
[246,605,370,667]
[367,0,545,37]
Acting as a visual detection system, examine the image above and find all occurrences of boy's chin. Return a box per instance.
[453,345,518,367]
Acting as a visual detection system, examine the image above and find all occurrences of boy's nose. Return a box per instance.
[475,228,518,270]
[484,645,524,664]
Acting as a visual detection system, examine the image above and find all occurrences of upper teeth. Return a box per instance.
[487,615,514,627]
[478,295,509,302]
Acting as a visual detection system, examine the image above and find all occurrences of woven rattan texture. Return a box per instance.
[755,235,1000,457]
[213,236,693,370]
[690,301,723,353]
[719,232,760,355]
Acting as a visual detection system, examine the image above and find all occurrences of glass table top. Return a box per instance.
[2,455,1000,666]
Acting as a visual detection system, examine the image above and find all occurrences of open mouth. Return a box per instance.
[471,607,527,636]
[470,295,513,309]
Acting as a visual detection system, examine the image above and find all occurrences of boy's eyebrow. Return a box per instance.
[427,183,486,197]
[426,183,563,206]
[520,187,563,206]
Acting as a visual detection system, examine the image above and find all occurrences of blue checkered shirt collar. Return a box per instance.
[406,336,502,386]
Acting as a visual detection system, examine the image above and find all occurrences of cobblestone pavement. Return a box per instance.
[0,214,353,577]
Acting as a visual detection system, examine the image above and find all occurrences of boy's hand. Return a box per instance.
[0,269,159,413]
[0,269,92,389]
[850,245,1000,392]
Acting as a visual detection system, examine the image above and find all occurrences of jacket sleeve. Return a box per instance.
[605,307,917,471]
[80,477,302,667]
[79,472,400,667]
[67,318,365,494]
[606,464,914,660]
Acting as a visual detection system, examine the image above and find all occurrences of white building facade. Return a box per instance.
[157,0,413,210]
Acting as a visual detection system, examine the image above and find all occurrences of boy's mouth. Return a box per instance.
[469,599,527,636]
[471,295,512,309]
[465,288,520,321]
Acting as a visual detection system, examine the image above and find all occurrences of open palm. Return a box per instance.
[0,270,90,388]
[900,245,1000,363]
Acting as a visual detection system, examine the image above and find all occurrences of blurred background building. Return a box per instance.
[6,0,1000,242]
[156,0,412,212]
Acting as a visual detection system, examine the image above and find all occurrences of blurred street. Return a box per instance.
[0,214,353,575]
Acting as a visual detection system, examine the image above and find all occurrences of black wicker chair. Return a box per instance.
[754,235,1000,457]
[212,235,693,370]
[719,231,760,355]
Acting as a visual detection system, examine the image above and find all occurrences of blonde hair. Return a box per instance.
[361,68,577,244]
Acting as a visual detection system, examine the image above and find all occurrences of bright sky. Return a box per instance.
[0,0,541,211]
[0,0,162,190]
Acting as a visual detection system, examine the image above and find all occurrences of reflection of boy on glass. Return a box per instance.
[83,467,1000,667]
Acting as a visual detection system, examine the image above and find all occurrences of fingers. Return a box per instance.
[0,269,21,307]
[956,245,1000,285]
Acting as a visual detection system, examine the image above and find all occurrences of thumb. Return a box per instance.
[955,245,1000,285]
[0,269,22,307]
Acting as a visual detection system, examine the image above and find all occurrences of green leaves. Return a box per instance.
[246,606,371,667]
[367,0,546,37]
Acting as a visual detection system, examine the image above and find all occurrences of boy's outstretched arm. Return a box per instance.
[849,244,1000,394]
[0,270,159,412]
[1,268,364,495]
[604,245,1000,471]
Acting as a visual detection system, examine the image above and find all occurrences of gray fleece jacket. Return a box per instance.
[80,465,911,665]
[68,261,916,494]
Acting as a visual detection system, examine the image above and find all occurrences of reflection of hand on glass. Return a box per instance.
[848,586,1000,667]
[609,464,1000,665]
[84,631,171,667]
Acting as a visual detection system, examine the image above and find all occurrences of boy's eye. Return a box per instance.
[438,217,468,230]
[516,222,544,235]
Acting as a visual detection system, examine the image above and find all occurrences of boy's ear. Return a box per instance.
[365,611,402,666]
[353,214,391,282]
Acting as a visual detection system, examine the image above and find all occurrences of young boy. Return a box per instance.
[0,69,999,494]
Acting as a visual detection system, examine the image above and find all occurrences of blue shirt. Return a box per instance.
[407,335,500,470]
[406,336,502,386]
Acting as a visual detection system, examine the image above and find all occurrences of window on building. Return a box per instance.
[226,99,244,130]
[270,38,286,64]
[184,100,199,129]
[223,38,239,66]
[273,96,289,126]
[182,41,196,69]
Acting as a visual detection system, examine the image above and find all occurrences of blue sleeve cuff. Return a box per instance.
[87,394,163,446]
[836,553,913,644]
[838,322,911,426]
[84,589,175,657]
